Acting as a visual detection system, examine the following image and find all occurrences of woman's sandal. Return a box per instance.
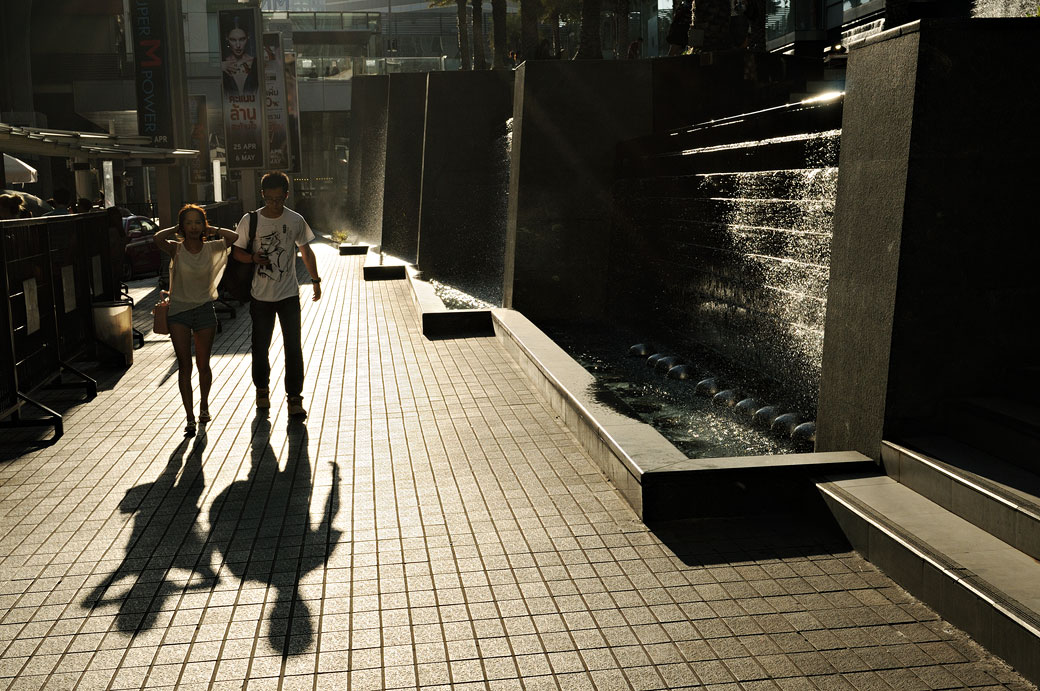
[199,409,211,424]
[185,418,197,436]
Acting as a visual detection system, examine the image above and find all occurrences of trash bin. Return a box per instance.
[93,300,134,366]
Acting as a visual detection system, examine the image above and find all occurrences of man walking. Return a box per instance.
[231,171,321,417]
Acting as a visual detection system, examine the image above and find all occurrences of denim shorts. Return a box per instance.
[167,302,218,332]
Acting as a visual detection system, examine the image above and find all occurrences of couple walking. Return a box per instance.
[154,172,322,434]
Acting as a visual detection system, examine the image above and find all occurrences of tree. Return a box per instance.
[457,0,472,69]
[615,0,629,58]
[431,0,472,69]
[473,0,488,68]
[692,0,731,51]
[491,0,508,68]
[541,0,581,57]
[520,0,543,61]
[574,0,604,58]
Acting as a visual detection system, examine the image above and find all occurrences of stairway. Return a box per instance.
[817,434,1040,685]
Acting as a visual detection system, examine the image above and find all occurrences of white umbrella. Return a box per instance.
[3,153,38,184]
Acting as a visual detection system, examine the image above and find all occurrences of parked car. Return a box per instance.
[123,215,161,280]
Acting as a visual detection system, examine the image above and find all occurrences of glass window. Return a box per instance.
[314,12,342,30]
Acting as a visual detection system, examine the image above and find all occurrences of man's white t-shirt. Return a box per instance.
[233,206,315,302]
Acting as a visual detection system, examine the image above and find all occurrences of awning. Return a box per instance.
[0,122,198,164]
[3,153,38,184]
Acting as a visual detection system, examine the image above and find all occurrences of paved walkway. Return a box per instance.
[0,243,1034,691]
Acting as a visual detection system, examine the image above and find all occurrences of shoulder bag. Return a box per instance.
[220,211,258,303]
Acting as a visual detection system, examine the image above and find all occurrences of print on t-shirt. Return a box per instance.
[257,229,290,284]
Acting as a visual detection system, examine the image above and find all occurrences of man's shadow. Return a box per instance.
[83,432,217,632]
[208,414,340,656]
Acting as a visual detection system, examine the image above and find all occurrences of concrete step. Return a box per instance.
[942,396,1040,473]
[883,438,1040,560]
[818,472,1040,685]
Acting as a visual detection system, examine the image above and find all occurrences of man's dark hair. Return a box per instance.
[52,188,72,206]
[260,171,290,194]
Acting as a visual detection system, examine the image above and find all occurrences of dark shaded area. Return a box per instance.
[816,19,1040,466]
[650,509,853,566]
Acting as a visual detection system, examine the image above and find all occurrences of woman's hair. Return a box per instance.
[177,204,208,236]
[0,193,25,215]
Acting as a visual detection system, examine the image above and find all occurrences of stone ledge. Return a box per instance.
[406,269,494,338]
[490,308,874,521]
[363,250,408,281]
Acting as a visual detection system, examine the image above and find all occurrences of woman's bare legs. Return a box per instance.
[194,326,216,420]
[170,322,195,427]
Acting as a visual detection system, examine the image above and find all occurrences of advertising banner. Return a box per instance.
[262,33,291,170]
[130,0,175,146]
[284,51,304,173]
[219,8,265,169]
[188,95,211,183]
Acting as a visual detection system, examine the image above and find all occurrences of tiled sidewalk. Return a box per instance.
[0,244,1034,690]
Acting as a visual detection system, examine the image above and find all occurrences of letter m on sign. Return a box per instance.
[141,39,161,67]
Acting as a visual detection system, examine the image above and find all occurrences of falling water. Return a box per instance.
[717,131,841,413]
[429,118,512,307]
[972,0,1037,16]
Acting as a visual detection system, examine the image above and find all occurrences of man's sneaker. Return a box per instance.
[256,388,271,409]
[287,396,307,418]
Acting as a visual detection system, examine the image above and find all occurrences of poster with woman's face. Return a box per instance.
[220,9,259,97]
[219,8,265,169]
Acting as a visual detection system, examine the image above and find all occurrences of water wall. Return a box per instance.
[505,55,816,326]
[609,98,843,416]
[380,73,427,264]
[416,71,514,304]
[347,75,388,247]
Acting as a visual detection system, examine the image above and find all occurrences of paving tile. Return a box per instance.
[0,248,1033,691]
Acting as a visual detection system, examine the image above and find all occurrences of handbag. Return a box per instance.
[220,211,258,302]
[152,292,170,335]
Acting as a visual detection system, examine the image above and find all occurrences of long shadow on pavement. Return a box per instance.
[82,432,217,631]
[207,414,341,657]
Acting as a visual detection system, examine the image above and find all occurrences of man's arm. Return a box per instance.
[299,244,321,301]
[232,244,271,266]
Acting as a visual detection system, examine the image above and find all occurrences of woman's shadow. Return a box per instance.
[208,414,340,656]
[83,432,217,632]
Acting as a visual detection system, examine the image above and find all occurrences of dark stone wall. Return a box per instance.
[380,73,427,264]
[816,19,1040,458]
[505,60,654,323]
[353,75,388,247]
[416,71,514,304]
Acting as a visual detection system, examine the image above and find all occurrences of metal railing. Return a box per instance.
[1,210,125,438]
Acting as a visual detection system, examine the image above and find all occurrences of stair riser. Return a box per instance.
[820,487,1040,686]
[881,442,1040,560]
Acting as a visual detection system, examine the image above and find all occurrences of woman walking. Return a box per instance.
[154,205,238,435]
